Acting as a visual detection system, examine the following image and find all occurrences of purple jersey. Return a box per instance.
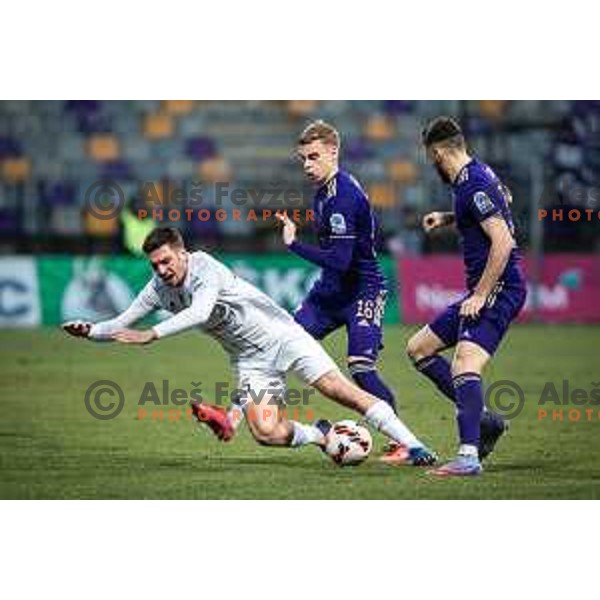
[452,158,524,291]
[310,170,385,300]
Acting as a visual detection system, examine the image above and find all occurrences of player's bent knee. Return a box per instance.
[406,333,428,363]
[407,327,445,364]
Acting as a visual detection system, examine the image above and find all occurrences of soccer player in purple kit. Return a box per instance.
[277,120,425,464]
[408,116,527,476]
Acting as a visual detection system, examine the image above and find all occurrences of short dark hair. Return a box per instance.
[298,120,340,148]
[142,227,184,254]
[422,116,465,149]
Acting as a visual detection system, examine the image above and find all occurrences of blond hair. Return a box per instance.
[298,120,340,148]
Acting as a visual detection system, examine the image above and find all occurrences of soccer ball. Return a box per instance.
[325,420,373,466]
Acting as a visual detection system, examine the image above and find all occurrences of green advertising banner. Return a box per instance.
[37,256,154,326]
[35,253,400,326]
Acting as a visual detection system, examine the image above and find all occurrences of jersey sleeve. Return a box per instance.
[152,263,223,339]
[288,237,354,272]
[288,190,359,272]
[89,280,159,340]
[466,182,502,224]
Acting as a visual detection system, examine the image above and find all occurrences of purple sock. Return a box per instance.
[453,373,483,446]
[351,368,397,413]
[414,355,456,403]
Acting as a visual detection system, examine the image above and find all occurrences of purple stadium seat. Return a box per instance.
[64,101,111,133]
[0,137,22,159]
[37,180,77,206]
[189,211,220,238]
[0,209,19,232]
[185,137,217,161]
[343,137,374,162]
[101,160,133,181]
[64,100,102,115]
[382,100,413,114]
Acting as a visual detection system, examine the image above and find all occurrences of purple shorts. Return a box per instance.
[294,288,388,360]
[429,283,527,356]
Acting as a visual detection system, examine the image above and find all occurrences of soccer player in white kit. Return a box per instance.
[63,228,436,465]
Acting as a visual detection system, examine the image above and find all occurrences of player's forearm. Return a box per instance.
[89,312,143,340]
[89,318,127,340]
[88,289,156,340]
[473,239,512,297]
[288,240,353,272]
[441,212,456,226]
[152,304,213,339]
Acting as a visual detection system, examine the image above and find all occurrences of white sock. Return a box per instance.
[291,422,324,447]
[458,444,478,457]
[227,398,250,431]
[365,401,421,449]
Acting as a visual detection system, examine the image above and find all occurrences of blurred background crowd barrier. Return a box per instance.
[0,100,598,326]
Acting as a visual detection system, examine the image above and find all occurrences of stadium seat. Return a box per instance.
[83,208,120,237]
[382,100,413,115]
[100,160,134,181]
[50,205,82,236]
[367,182,397,209]
[162,100,194,115]
[64,100,101,115]
[0,208,19,233]
[122,136,151,162]
[143,113,175,139]
[1,157,31,183]
[365,115,395,141]
[186,136,217,161]
[38,180,77,206]
[197,156,232,183]
[64,101,113,134]
[287,100,318,117]
[479,100,508,121]
[0,136,22,159]
[58,135,85,162]
[166,157,194,179]
[387,159,418,185]
[343,138,374,162]
[179,114,207,136]
[87,134,121,163]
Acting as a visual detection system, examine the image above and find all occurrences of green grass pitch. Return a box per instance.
[1,324,599,499]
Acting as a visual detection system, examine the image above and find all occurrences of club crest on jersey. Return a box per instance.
[473,191,495,215]
[330,213,347,235]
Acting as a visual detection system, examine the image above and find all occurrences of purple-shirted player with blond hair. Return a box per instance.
[408,116,527,477]
[277,120,415,464]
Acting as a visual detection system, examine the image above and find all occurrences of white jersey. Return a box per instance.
[89,250,305,358]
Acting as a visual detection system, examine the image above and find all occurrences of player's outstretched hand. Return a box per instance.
[422,211,445,233]
[62,321,92,338]
[275,212,297,246]
[112,328,157,345]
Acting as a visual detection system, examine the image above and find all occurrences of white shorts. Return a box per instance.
[231,330,338,403]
